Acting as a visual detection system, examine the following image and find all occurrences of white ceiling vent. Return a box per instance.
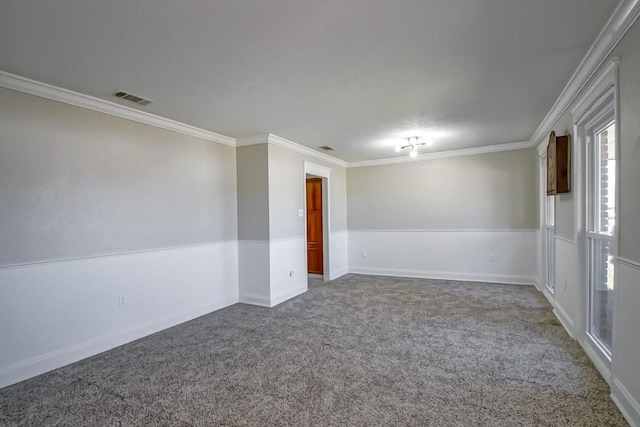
[112,90,152,106]
[319,145,336,151]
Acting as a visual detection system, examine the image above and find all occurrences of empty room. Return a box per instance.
[1,1,639,425]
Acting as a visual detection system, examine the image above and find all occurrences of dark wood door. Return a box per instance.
[306,178,323,274]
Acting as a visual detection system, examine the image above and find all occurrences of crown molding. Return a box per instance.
[235,135,269,147]
[348,140,531,168]
[267,134,348,167]
[0,71,236,146]
[528,0,640,147]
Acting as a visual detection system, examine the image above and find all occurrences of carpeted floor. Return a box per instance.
[0,274,628,426]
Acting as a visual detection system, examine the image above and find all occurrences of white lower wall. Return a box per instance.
[269,236,307,306]
[329,230,348,280]
[0,241,239,389]
[552,237,580,338]
[348,230,537,284]
[238,240,271,306]
[611,258,640,427]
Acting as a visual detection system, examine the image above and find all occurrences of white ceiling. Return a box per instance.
[0,0,620,162]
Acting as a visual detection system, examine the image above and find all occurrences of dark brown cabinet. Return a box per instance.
[547,131,571,195]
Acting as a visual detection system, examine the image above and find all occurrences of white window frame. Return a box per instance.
[571,58,619,382]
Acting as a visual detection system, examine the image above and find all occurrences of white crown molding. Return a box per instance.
[570,58,619,121]
[0,71,236,146]
[236,133,347,167]
[348,140,531,168]
[235,135,269,147]
[528,0,640,147]
[267,134,348,167]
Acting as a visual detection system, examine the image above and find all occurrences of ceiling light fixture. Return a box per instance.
[395,136,429,157]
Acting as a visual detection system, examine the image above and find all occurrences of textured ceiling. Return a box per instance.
[0,0,620,161]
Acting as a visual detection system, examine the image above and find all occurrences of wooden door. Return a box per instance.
[306,178,323,274]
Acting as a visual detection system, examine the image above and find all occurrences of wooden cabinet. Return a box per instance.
[547,131,571,195]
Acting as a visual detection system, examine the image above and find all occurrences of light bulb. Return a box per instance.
[410,149,418,158]
[395,145,401,152]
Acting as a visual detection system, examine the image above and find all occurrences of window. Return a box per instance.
[544,166,555,293]
[587,121,616,354]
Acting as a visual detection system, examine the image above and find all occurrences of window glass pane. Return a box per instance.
[546,226,555,293]
[595,123,616,235]
[590,239,614,352]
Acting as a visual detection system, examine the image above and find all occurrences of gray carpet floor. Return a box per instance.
[0,274,628,426]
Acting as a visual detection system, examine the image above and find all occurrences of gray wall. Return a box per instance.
[236,144,270,241]
[546,111,575,240]
[267,144,347,240]
[347,149,537,230]
[614,20,640,263]
[0,88,237,266]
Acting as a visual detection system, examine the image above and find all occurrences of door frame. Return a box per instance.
[303,162,331,281]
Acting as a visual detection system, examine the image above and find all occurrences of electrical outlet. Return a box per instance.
[490,253,495,262]
[298,209,304,217]
[118,295,126,307]
[289,270,294,277]
[361,250,367,258]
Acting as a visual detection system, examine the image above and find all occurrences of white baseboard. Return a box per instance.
[552,304,575,339]
[579,336,612,386]
[238,292,271,307]
[329,268,349,281]
[349,266,535,286]
[270,285,307,307]
[0,296,236,389]
[612,377,640,427]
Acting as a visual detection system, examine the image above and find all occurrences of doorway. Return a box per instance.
[306,177,323,276]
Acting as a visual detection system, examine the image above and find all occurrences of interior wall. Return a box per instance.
[0,88,239,388]
[608,17,640,426]
[236,144,270,241]
[0,88,237,266]
[267,143,348,305]
[347,149,538,283]
[538,17,640,426]
[347,149,537,231]
[236,144,271,305]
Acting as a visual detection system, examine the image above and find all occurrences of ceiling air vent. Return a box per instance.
[319,145,336,151]
[112,90,152,106]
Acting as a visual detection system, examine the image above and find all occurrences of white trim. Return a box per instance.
[348,141,530,168]
[348,228,537,233]
[554,235,576,245]
[580,336,612,385]
[0,240,235,270]
[304,161,332,178]
[238,292,271,307]
[348,267,536,286]
[270,134,347,167]
[529,0,640,145]
[571,59,620,121]
[329,268,349,281]
[304,161,333,280]
[553,305,576,339]
[618,257,640,270]
[235,135,269,147]
[269,235,306,244]
[0,71,236,146]
[612,377,640,427]
[0,296,236,389]
[270,285,307,307]
[236,134,347,167]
